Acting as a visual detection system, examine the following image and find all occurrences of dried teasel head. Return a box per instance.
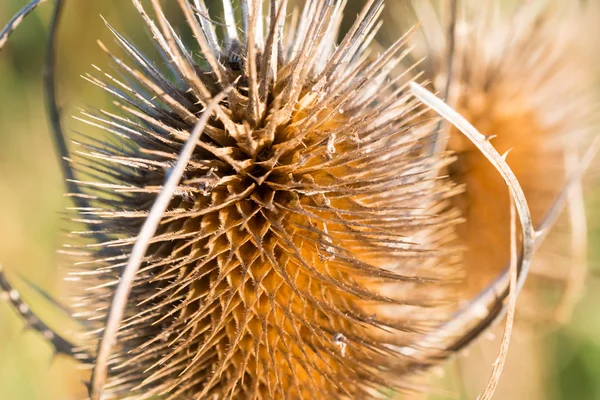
[63,0,464,398]
[376,2,600,397]
[7,0,593,398]
[393,0,600,302]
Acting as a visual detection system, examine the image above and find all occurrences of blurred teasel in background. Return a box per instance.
[0,0,599,399]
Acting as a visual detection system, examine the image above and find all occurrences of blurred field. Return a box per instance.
[0,1,599,399]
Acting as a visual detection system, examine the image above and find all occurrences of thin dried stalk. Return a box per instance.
[418,136,599,355]
[0,265,84,359]
[401,84,599,375]
[410,82,534,293]
[479,197,517,400]
[90,88,232,400]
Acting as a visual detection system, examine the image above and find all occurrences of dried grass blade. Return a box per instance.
[410,81,534,293]
[89,87,232,400]
[479,196,518,400]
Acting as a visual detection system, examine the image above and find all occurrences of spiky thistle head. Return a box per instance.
[394,0,600,300]
[67,0,464,398]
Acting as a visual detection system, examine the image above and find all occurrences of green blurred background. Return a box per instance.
[0,0,599,399]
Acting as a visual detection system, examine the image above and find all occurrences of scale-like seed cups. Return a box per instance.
[68,1,462,398]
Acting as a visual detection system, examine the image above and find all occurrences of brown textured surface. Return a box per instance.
[66,1,463,398]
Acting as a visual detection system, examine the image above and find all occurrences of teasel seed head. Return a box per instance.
[67,0,463,398]
[396,0,600,300]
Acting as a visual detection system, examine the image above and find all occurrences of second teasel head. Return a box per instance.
[67,0,463,398]
[391,0,600,303]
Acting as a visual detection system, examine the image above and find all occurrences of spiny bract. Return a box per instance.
[68,0,462,399]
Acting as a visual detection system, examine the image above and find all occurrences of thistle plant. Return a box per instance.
[71,0,467,398]
[0,0,598,400]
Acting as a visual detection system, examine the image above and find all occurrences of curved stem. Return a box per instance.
[0,0,48,52]
[89,87,233,400]
[44,0,110,243]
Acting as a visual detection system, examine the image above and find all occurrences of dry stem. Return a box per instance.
[89,87,233,400]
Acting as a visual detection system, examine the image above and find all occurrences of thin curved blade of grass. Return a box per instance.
[479,197,518,400]
[405,82,599,368]
[405,135,600,361]
[402,82,534,375]
[410,81,535,293]
[89,85,234,400]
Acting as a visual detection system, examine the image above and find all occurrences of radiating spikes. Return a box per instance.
[288,0,318,61]
[343,6,384,65]
[87,65,159,111]
[316,25,418,119]
[259,0,287,99]
[146,0,215,101]
[313,0,347,74]
[353,19,384,68]
[66,0,467,397]
[246,0,262,126]
[97,41,198,125]
[129,0,185,80]
[102,19,193,107]
[294,0,337,82]
[316,0,384,85]
[279,0,335,113]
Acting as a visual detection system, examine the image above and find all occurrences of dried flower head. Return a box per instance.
[394,0,600,300]
[63,0,463,399]
[3,0,597,399]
